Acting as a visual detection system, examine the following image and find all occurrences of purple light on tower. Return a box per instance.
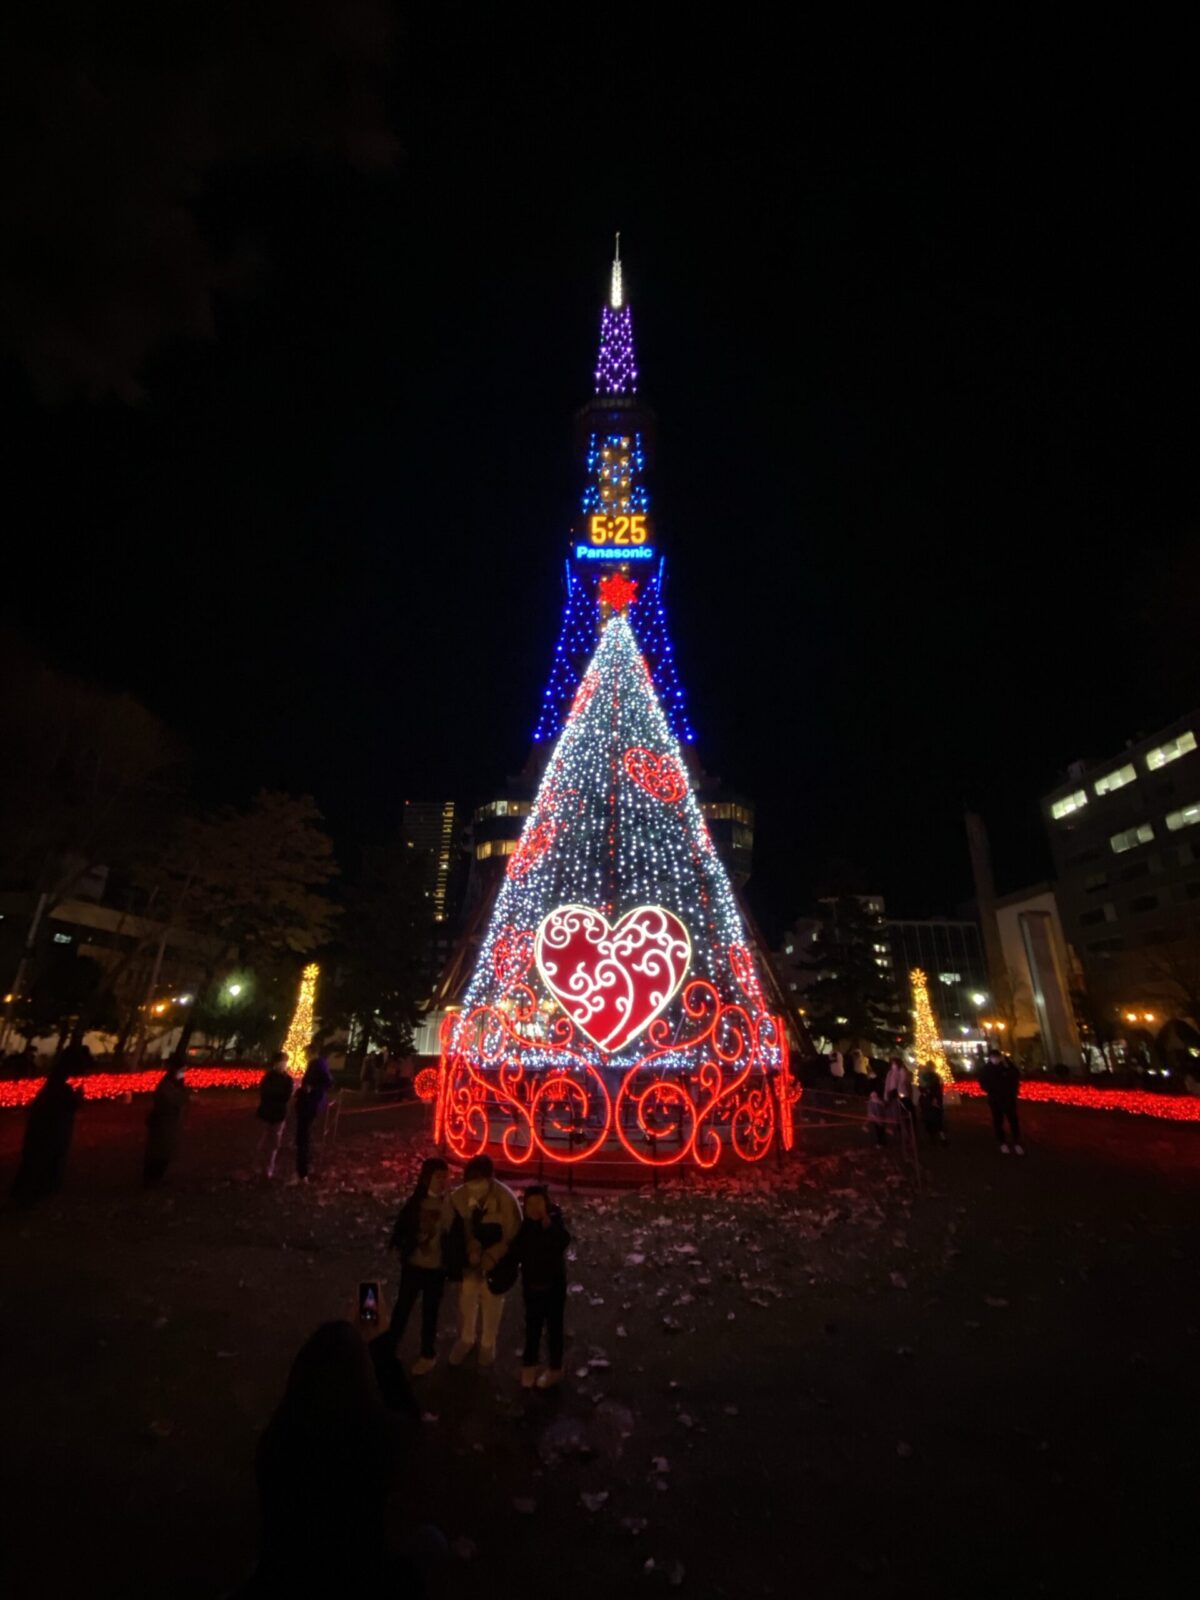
[594,234,638,395]
[595,306,638,394]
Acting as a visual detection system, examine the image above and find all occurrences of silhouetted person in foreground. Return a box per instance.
[238,1321,421,1596]
[143,1062,189,1185]
[10,1051,84,1204]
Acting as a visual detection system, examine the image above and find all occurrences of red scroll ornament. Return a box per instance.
[623,746,689,805]
[534,904,692,1052]
[434,977,796,1171]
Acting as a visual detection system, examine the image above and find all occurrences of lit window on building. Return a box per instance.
[1094,763,1136,796]
[938,971,961,985]
[1051,789,1088,820]
[1145,731,1197,771]
[475,839,519,861]
[1110,823,1155,854]
[784,944,794,955]
[475,800,533,821]
[1165,803,1200,832]
[52,932,72,944]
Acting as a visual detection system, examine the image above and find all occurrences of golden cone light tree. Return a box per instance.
[910,967,951,1084]
[283,963,319,1077]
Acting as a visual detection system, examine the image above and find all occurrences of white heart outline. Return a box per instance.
[534,903,693,1053]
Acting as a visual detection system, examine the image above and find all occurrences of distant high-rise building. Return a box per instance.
[401,800,459,924]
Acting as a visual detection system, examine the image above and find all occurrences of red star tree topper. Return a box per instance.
[598,572,639,614]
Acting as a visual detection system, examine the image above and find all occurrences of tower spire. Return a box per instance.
[595,238,637,396]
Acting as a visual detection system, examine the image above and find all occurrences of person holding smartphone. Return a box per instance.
[386,1157,449,1375]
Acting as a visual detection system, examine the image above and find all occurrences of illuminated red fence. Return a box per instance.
[0,1066,261,1111]
[955,1078,1200,1124]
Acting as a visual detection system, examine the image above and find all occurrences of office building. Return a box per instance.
[1043,711,1200,1009]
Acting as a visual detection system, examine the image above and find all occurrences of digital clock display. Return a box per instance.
[588,513,650,546]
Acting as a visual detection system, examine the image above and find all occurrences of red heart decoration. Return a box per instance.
[623,746,688,805]
[535,904,692,1053]
[508,816,558,879]
[492,925,534,988]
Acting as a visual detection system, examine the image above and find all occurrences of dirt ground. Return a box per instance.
[1,1088,1197,1600]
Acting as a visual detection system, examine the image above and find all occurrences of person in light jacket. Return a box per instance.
[444,1154,521,1369]
[884,1056,913,1108]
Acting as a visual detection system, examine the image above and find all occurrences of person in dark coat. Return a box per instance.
[255,1051,294,1178]
[918,1064,947,1144]
[515,1185,571,1389]
[143,1063,189,1185]
[238,1321,421,1596]
[10,1053,84,1204]
[981,1047,1024,1154]
[293,1046,333,1181]
[387,1157,449,1375]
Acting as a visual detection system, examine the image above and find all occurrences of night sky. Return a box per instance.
[2,12,1195,935]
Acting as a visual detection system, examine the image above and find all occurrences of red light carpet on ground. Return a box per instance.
[953,1077,1200,1122]
[0,1069,1197,1122]
[0,1067,262,1110]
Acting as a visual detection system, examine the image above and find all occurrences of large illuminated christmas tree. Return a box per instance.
[433,578,795,1172]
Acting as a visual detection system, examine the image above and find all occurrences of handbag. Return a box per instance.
[486,1245,520,1296]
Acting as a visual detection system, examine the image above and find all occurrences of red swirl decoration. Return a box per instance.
[507,816,557,879]
[434,978,796,1171]
[729,943,764,1006]
[623,746,688,805]
[570,670,599,720]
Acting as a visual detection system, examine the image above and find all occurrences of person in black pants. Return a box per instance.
[516,1184,570,1390]
[981,1047,1024,1155]
[293,1047,333,1180]
[387,1157,449,1376]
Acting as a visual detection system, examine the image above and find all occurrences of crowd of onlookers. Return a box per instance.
[806,1045,1027,1155]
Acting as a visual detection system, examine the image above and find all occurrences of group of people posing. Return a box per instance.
[387,1153,569,1388]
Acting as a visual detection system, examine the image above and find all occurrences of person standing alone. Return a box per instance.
[981,1046,1023,1154]
[446,1155,520,1369]
[294,1045,333,1181]
[143,1062,189,1185]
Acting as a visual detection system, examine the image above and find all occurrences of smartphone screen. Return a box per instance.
[357,1280,380,1324]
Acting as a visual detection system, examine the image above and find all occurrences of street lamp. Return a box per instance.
[227,981,243,999]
